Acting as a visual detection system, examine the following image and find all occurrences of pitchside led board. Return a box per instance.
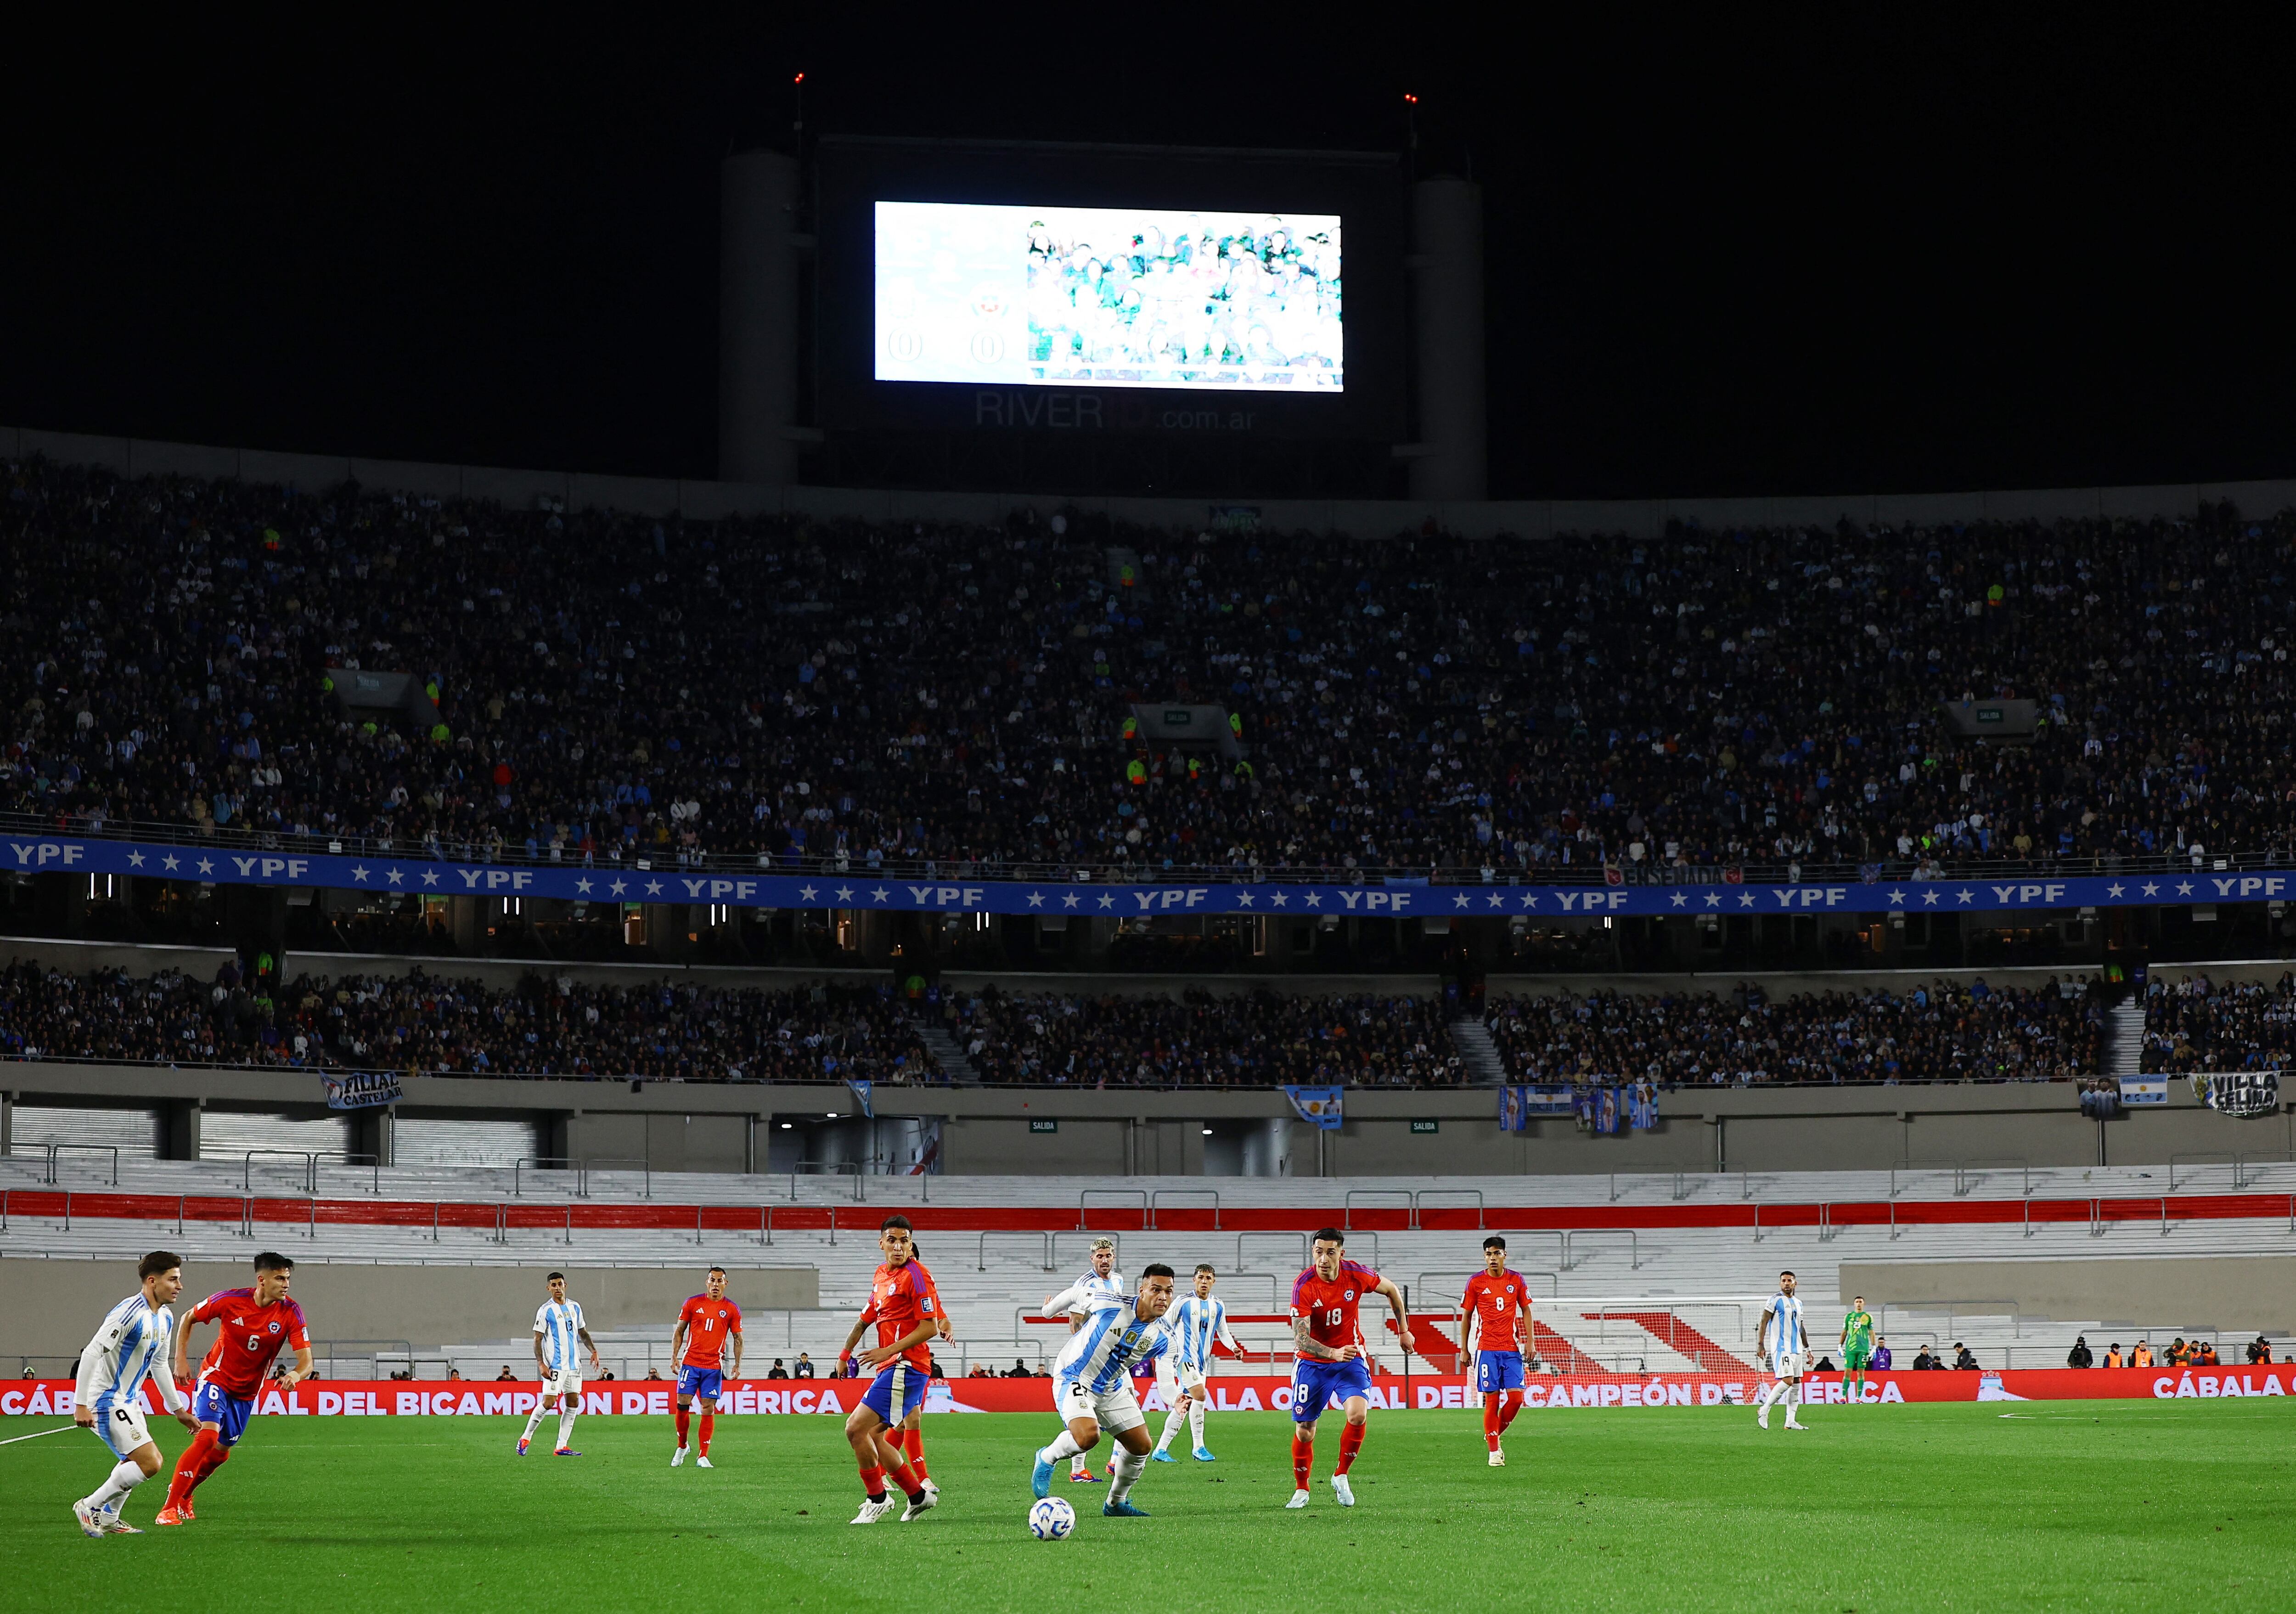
[814,136,1407,442]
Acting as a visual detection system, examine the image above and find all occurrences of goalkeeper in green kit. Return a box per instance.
[1840,1295,1876,1403]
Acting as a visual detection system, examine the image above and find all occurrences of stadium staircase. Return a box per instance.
[912,1021,980,1084]
[2107,999,2147,1077]
[1448,1017,1507,1085]
[6,1153,2294,1378]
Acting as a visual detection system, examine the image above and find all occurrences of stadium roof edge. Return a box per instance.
[6,423,2292,542]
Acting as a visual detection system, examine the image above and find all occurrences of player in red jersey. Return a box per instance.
[1458,1235,1533,1466]
[1286,1227,1410,1510]
[671,1266,743,1468]
[156,1252,310,1525]
[836,1216,940,1524]
[891,1241,953,1499]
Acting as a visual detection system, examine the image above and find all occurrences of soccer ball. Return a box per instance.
[1028,1496,1077,1540]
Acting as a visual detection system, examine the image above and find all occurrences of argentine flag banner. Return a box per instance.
[1283,1086,1345,1130]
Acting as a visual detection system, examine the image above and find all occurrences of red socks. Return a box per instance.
[1500,1389,1523,1432]
[885,1460,923,1498]
[697,1414,714,1456]
[167,1428,218,1507]
[1291,1433,1314,1489]
[903,1426,928,1479]
[859,1462,886,1498]
[1483,1392,1503,1450]
[1336,1422,1364,1475]
[675,1408,691,1448]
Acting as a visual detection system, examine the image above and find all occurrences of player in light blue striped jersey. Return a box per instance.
[1029,1265,1178,1518]
[1152,1264,1241,1463]
[1755,1270,1810,1431]
[1041,1237,1124,1482]
[71,1250,198,1537]
[521,1272,598,1456]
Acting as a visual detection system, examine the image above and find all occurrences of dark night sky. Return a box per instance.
[4,12,2289,499]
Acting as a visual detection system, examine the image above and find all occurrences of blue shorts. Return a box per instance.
[676,1366,723,1403]
[193,1379,255,1448]
[1290,1357,1373,1423]
[861,1362,929,1425]
[1475,1351,1526,1393]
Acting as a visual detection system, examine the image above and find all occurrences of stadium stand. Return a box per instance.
[1486,977,2108,1085]
[2142,971,2296,1072]
[6,456,2296,883]
[4,1160,2291,1380]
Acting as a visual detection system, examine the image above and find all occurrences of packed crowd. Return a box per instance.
[2139,973,2296,1072]
[0,962,939,1083]
[948,986,1463,1086]
[6,456,2295,880]
[1485,976,2106,1084]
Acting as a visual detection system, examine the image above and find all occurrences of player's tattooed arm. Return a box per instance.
[1291,1311,1342,1361]
[728,1324,743,1378]
[578,1325,600,1373]
[532,1327,548,1376]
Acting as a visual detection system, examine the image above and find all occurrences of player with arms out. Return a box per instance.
[1153,1263,1239,1463]
[156,1251,310,1524]
[838,1216,940,1524]
[519,1271,598,1456]
[671,1266,743,1467]
[1029,1265,1179,1518]
[1287,1228,1411,1509]
[1459,1235,1533,1466]
[1840,1293,1876,1405]
[1041,1235,1123,1482]
[1755,1269,1810,1431]
[72,1250,198,1537]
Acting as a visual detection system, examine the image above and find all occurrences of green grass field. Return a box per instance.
[4,1402,2290,1612]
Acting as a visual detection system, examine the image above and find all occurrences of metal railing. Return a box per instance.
[1077,1188,1147,1230]
[40,1143,119,1185]
[1891,1157,2032,1199]
[431,1201,507,1245]
[1414,1187,1484,1229]
[2168,1151,2240,1192]
[1148,1187,1219,1230]
[582,1157,652,1199]
[513,1157,580,1197]
[1562,1229,1640,1270]
[1234,1230,1307,1274]
[241,1149,380,1196]
[2023,1196,2106,1238]
[1343,1188,1413,1230]
[313,1338,415,1378]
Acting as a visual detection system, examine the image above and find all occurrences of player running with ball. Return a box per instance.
[1030,1264,1180,1518]
[1458,1236,1533,1466]
[1287,1228,1411,1509]
[157,1251,311,1524]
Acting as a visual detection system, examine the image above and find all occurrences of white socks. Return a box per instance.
[1189,1401,1206,1449]
[557,1405,578,1449]
[1155,1409,1184,1454]
[1039,1429,1087,1465]
[522,1402,550,1443]
[84,1460,143,1512]
[1107,1449,1148,1503]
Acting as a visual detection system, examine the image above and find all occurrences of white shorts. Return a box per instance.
[1057,1378,1146,1436]
[540,1370,583,1401]
[1770,1352,1806,1379]
[1154,1357,1209,1403]
[95,1398,153,1460]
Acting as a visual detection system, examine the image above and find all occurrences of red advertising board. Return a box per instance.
[4,1366,2284,1421]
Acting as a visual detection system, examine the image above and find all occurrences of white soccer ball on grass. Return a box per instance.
[1028,1496,1077,1540]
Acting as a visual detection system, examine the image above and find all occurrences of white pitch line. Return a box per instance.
[0,1422,84,1446]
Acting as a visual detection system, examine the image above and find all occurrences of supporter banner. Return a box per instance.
[321,1071,402,1110]
[13,833,2294,918]
[2118,1076,2170,1106]
[6,1367,2284,1420]
[1499,1085,1576,1130]
[1283,1085,1345,1129]
[2196,1070,2279,1117]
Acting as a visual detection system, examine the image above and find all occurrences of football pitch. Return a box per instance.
[4,1403,2290,1612]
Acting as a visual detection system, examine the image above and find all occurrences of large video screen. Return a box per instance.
[873,201,1343,393]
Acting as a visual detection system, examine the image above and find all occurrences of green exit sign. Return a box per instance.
[1410,1119,1440,1134]
[1029,1118,1059,1134]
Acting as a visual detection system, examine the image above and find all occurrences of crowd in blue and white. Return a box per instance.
[1486,977,2106,1085]
[4,457,2294,880]
[2140,973,2296,1072]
